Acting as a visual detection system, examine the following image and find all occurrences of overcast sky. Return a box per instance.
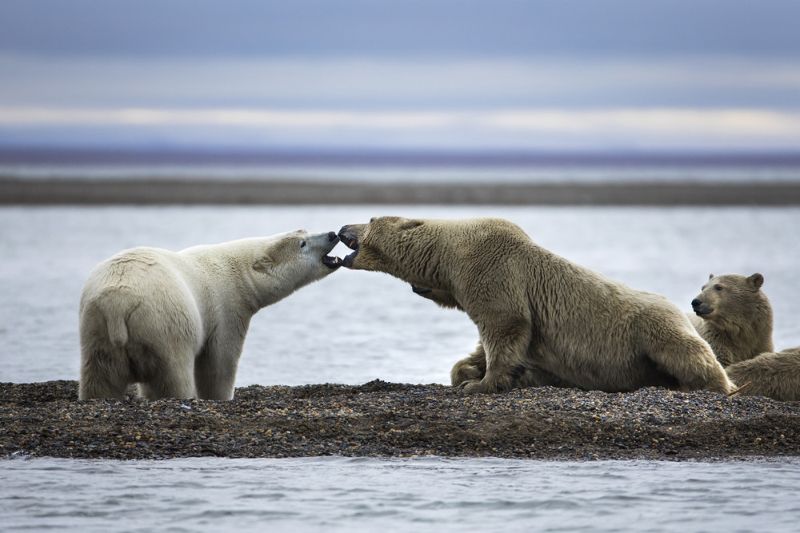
[1,0,799,150]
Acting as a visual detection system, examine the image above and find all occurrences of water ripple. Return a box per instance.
[4,457,799,532]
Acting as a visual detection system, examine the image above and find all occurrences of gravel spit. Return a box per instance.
[2,380,799,460]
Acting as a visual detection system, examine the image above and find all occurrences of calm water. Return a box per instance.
[1,205,799,385]
[2,203,800,530]
[2,457,799,533]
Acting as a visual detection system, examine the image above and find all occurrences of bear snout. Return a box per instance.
[692,298,713,316]
[338,226,359,250]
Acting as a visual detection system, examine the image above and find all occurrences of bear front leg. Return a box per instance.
[450,342,487,386]
[461,315,532,394]
[194,329,246,400]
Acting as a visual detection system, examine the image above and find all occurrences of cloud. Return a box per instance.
[3,106,800,150]
[2,55,800,110]
[1,0,799,58]
[2,53,800,149]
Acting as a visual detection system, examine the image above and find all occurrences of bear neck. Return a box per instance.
[190,246,265,316]
[705,300,774,360]
[391,235,448,289]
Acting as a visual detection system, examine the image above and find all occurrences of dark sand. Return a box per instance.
[4,178,800,205]
[2,380,799,460]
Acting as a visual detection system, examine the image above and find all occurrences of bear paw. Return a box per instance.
[458,375,516,394]
[459,379,487,394]
[451,363,485,386]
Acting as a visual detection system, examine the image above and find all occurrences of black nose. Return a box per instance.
[691,299,701,308]
[327,231,337,242]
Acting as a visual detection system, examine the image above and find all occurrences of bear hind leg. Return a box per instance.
[138,348,196,400]
[645,332,734,394]
[79,348,130,400]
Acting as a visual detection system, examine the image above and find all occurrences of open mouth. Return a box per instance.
[322,255,343,269]
[322,235,343,269]
[338,231,359,267]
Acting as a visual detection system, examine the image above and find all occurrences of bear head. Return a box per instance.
[337,216,432,284]
[690,272,767,325]
[250,230,341,303]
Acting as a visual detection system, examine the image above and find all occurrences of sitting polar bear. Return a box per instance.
[688,273,774,366]
[339,216,734,394]
[726,347,800,401]
[79,230,341,400]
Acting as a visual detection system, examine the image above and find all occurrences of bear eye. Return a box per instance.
[714,284,723,291]
[370,217,376,223]
[300,240,307,248]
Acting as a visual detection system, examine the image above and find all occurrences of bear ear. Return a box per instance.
[708,273,714,280]
[253,253,275,273]
[399,219,424,231]
[748,273,764,289]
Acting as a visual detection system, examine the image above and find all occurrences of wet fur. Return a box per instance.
[726,347,800,401]
[342,217,733,394]
[79,231,338,400]
[688,273,774,366]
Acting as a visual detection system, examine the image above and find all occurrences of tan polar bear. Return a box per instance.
[338,217,734,394]
[688,273,773,366]
[726,347,800,401]
[79,230,341,400]
[686,272,800,401]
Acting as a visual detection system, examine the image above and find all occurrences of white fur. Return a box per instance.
[79,230,338,400]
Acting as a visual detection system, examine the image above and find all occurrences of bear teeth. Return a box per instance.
[322,256,343,269]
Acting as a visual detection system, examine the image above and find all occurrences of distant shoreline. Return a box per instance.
[3,177,800,205]
[4,147,800,167]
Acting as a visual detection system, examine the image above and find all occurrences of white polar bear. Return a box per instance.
[79,230,341,400]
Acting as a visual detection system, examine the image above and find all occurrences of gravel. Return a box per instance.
[1,380,799,460]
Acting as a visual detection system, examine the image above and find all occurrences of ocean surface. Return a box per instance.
[1,204,799,385]
[2,200,800,531]
[3,457,800,533]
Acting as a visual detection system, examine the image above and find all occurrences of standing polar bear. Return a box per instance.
[79,230,341,400]
[338,217,734,394]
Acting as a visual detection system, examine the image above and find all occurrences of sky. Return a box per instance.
[1,0,800,151]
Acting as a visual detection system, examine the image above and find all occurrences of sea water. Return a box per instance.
[1,205,799,385]
[2,457,800,532]
[2,204,800,531]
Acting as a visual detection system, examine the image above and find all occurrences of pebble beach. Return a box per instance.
[2,380,799,461]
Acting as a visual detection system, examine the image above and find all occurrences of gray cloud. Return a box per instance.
[2,55,800,110]
[1,0,799,58]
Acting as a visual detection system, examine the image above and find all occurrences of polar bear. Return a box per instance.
[726,347,800,401]
[79,230,341,400]
[339,216,734,394]
[688,273,774,366]
[410,285,570,388]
